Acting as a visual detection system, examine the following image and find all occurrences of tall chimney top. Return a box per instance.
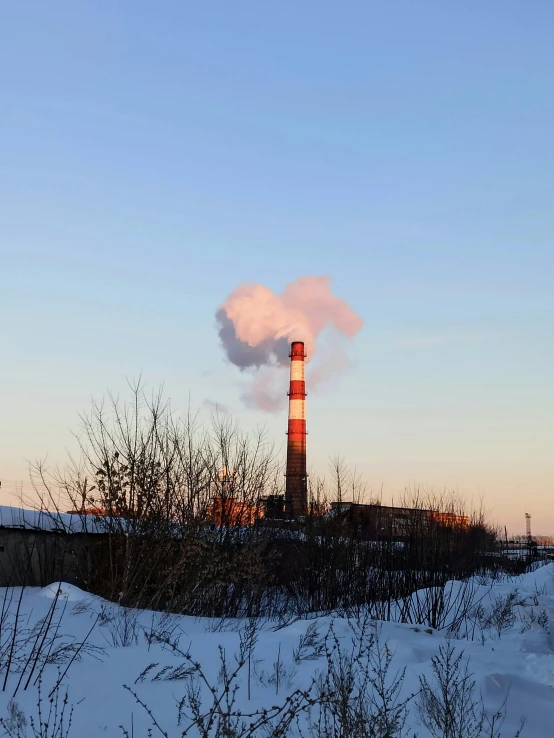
[290,341,306,358]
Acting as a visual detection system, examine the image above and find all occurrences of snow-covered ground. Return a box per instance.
[0,564,553,737]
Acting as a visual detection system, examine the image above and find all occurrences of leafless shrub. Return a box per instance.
[516,603,550,635]
[255,643,298,694]
[399,579,481,632]
[417,643,482,738]
[0,700,26,737]
[482,592,522,639]
[134,661,195,683]
[42,641,104,666]
[519,609,537,633]
[99,605,141,647]
[417,642,525,738]
[537,609,550,632]
[0,679,73,738]
[481,697,525,738]
[142,611,184,651]
[0,588,102,699]
[30,383,283,619]
[123,638,316,738]
[238,618,260,701]
[70,599,92,616]
[292,623,324,664]
[121,618,420,737]
[527,582,548,606]
[309,618,414,738]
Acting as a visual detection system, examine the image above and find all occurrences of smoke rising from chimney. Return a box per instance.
[216,276,363,410]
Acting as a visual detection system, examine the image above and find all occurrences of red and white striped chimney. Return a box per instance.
[285,341,307,518]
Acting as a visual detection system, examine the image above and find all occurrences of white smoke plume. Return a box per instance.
[216,276,363,410]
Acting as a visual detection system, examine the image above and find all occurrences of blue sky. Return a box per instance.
[1,1,553,532]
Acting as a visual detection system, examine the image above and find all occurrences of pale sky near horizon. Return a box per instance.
[1,2,553,534]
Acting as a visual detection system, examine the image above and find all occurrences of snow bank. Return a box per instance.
[0,564,552,736]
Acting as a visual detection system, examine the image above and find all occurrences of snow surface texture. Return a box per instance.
[0,565,553,737]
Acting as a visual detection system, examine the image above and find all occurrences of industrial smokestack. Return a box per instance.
[285,341,307,518]
[215,276,364,410]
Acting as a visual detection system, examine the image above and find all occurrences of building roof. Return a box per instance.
[0,505,119,534]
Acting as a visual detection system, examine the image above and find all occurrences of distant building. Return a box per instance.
[207,497,264,527]
[428,510,470,530]
[0,505,114,588]
[329,502,469,539]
